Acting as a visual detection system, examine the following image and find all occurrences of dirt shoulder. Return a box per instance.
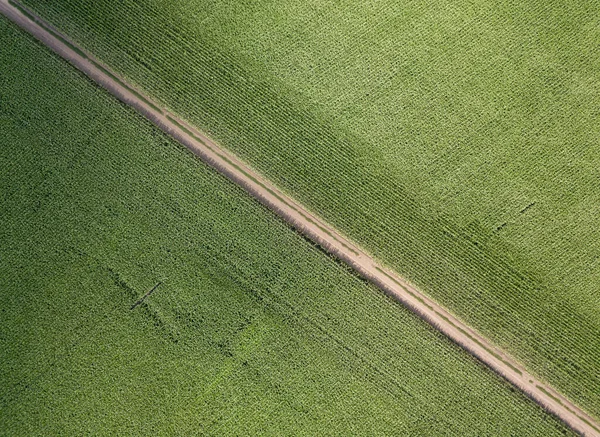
[1,1,597,435]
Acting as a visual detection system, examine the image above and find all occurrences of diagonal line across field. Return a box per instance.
[1,0,597,435]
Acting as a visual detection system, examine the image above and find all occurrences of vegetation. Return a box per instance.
[18,0,600,417]
[0,16,576,435]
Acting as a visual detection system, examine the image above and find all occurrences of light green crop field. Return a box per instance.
[0,17,574,436]
[18,0,600,417]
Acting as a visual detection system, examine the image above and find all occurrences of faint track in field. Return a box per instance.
[0,1,598,435]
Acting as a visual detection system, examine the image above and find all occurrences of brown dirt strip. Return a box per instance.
[1,1,598,435]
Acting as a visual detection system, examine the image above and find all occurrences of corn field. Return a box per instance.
[0,15,577,435]
[17,0,600,419]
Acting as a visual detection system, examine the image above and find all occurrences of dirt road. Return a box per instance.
[1,0,597,435]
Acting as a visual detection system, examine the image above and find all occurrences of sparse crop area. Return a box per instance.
[0,17,576,436]
[17,0,600,418]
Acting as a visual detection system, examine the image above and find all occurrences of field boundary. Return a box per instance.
[1,1,598,435]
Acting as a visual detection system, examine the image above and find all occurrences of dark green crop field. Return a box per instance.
[17,0,600,417]
[0,17,574,436]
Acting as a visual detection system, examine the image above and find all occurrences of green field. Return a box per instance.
[17,0,600,417]
[0,17,575,435]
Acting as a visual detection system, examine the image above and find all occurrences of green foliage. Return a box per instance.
[0,17,574,435]
[18,0,600,416]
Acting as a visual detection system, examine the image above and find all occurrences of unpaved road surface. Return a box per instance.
[1,1,598,435]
